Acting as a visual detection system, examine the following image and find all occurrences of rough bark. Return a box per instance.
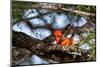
[12,31,89,66]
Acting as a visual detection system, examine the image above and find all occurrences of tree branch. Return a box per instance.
[12,31,88,65]
[59,7,96,16]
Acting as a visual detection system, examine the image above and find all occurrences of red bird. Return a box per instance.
[53,30,74,46]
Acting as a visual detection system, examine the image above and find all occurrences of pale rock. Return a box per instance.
[67,34,80,44]
[24,9,39,18]
[39,9,48,13]
[13,22,51,40]
[72,34,80,44]
[19,55,49,65]
[72,17,87,27]
[32,28,52,40]
[51,13,70,29]
[12,22,33,37]
[42,13,56,24]
[29,18,46,27]
[31,55,49,64]
[79,43,92,51]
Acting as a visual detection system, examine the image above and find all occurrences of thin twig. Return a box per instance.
[59,7,96,16]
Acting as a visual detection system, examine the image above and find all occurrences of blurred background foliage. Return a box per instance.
[12,1,96,22]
